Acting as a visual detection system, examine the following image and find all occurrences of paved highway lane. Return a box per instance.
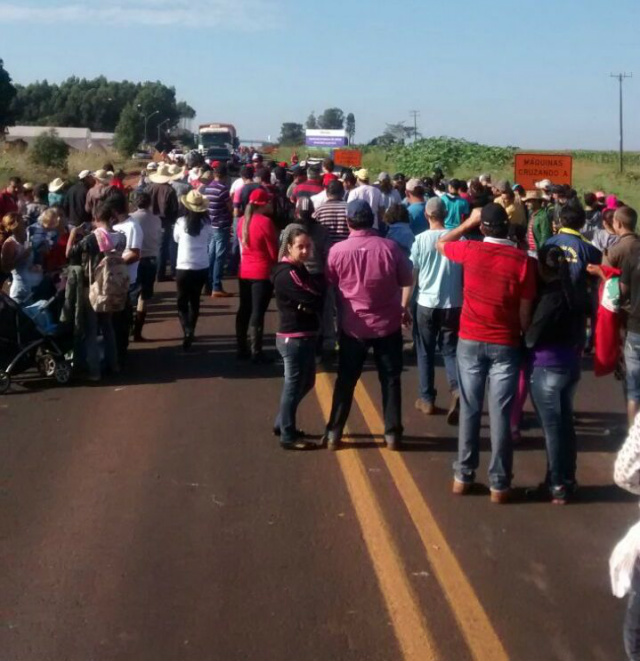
[0,282,636,661]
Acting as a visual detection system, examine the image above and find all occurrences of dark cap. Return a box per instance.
[347,199,373,219]
[393,172,406,182]
[481,203,509,228]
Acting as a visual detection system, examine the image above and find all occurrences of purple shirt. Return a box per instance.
[326,229,413,339]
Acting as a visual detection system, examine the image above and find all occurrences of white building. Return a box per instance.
[4,126,115,151]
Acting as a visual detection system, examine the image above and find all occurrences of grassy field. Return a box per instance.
[0,148,139,188]
[275,144,640,211]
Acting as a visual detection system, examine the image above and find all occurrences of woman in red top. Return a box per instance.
[236,188,278,362]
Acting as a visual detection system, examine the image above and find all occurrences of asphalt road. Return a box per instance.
[0,280,636,661]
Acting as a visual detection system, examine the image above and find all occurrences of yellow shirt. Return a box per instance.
[495,195,527,225]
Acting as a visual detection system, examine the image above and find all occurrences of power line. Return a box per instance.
[409,110,420,142]
[610,72,632,173]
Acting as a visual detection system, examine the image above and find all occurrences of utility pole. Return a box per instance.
[409,110,420,142]
[157,118,170,144]
[610,73,632,173]
[138,106,159,146]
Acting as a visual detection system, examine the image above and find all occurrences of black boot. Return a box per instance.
[133,310,147,342]
[250,326,272,364]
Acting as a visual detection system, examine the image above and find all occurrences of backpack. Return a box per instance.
[88,232,130,313]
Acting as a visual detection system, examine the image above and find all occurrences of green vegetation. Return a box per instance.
[275,137,640,210]
[29,130,70,169]
[0,59,17,133]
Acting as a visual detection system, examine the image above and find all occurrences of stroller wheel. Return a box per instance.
[0,372,10,395]
[37,353,57,378]
[54,362,72,385]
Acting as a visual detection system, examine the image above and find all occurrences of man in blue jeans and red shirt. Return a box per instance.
[438,203,537,503]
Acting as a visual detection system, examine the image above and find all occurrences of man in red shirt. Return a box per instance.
[0,177,22,219]
[437,204,537,502]
[291,165,323,203]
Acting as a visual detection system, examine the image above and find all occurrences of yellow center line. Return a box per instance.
[315,372,439,661]
[353,380,510,661]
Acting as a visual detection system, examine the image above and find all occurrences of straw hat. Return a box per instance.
[49,177,66,193]
[169,164,187,181]
[523,190,544,203]
[180,190,210,213]
[93,169,113,185]
[149,163,173,184]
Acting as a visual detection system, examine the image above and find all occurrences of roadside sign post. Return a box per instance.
[514,153,573,189]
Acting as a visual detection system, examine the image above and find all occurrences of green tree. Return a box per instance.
[318,107,344,130]
[370,122,415,146]
[114,103,144,156]
[279,122,305,145]
[8,76,195,134]
[345,113,356,145]
[134,82,181,142]
[176,101,196,119]
[0,59,17,134]
[306,112,318,129]
[29,129,70,169]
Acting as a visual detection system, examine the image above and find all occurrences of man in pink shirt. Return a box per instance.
[323,200,414,451]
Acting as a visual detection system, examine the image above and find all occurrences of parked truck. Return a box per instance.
[197,123,238,161]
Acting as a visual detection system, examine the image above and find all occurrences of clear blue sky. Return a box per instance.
[2,0,639,150]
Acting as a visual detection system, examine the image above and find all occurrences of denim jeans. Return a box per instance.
[529,363,580,495]
[455,339,521,491]
[85,308,118,379]
[625,332,640,403]
[325,330,404,441]
[158,223,177,280]
[415,305,460,403]
[227,216,240,276]
[208,227,230,292]
[626,567,640,661]
[274,336,317,444]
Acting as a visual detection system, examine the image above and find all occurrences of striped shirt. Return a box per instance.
[313,199,349,245]
[202,180,231,229]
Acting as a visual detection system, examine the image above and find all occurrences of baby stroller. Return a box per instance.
[0,291,73,394]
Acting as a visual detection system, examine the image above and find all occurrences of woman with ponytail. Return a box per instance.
[236,187,278,362]
[525,245,583,504]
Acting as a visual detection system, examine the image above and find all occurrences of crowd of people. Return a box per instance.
[0,158,638,476]
[4,152,640,656]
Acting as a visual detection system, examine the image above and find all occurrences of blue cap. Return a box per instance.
[347,198,373,219]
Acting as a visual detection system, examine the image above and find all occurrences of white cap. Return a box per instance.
[146,162,158,171]
[78,170,91,179]
[535,179,552,190]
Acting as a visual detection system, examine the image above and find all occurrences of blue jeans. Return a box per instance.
[625,332,640,402]
[275,336,317,444]
[85,308,118,380]
[625,568,640,661]
[529,363,580,496]
[416,305,460,403]
[325,330,404,441]
[455,339,521,491]
[208,227,230,292]
[227,216,240,276]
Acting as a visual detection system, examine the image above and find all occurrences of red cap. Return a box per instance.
[212,160,221,168]
[279,161,288,168]
[249,187,272,206]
